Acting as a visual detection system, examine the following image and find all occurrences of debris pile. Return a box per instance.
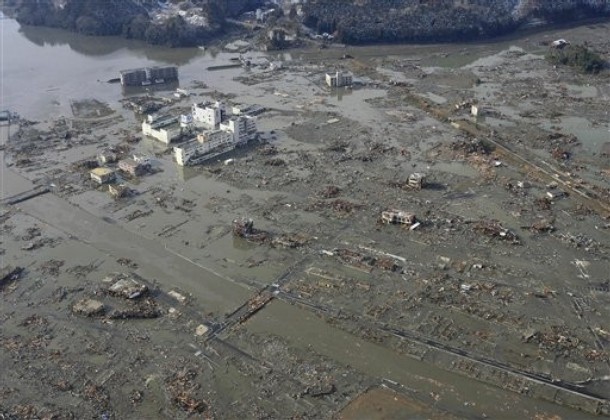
[100,273,160,318]
[530,218,555,233]
[272,232,311,249]
[307,199,361,214]
[108,184,133,200]
[38,259,65,276]
[108,298,160,319]
[72,299,105,317]
[165,369,209,414]
[1,266,24,288]
[319,185,341,198]
[472,220,520,244]
[451,138,491,156]
[523,326,580,353]
[408,173,426,189]
[233,218,269,242]
[333,248,401,272]
[21,238,56,251]
[258,146,278,156]
[116,258,138,269]
[106,274,148,299]
[264,158,286,166]
[381,209,416,225]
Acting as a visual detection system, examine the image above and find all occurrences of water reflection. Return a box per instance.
[232,237,258,251]
[176,165,202,183]
[328,86,353,101]
[122,81,180,96]
[18,23,202,66]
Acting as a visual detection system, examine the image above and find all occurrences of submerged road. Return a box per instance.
[0,125,602,418]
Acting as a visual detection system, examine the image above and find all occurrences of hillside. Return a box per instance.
[302,0,610,44]
[3,0,610,47]
[3,0,262,47]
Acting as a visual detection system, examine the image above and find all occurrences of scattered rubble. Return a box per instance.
[330,248,402,273]
[116,258,138,269]
[530,218,555,233]
[307,199,361,214]
[165,369,209,414]
[72,299,105,317]
[319,185,341,198]
[168,290,188,304]
[0,266,24,288]
[381,210,416,225]
[272,232,311,249]
[38,259,65,276]
[107,275,148,299]
[108,298,160,319]
[472,220,520,244]
[232,218,269,243]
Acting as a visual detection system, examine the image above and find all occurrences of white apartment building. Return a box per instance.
[174,129,235,166]
[219,115,257,145]
[191,101,225,128]
[325,71,353,88]
[142,115,182,144]
[174,115,258,166]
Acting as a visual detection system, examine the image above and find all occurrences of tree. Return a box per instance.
[75,16,102,35]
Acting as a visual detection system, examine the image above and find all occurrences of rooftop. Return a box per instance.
[90,167,115,176]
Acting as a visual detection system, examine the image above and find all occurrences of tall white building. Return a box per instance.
[220,116,257,145]
[325,71,353,88]
[174,130,234,166]
[142,114,182,144]
[174,116,258,166]
[191,101,225,129]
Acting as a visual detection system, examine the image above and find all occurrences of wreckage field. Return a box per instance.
[1,19,610,419]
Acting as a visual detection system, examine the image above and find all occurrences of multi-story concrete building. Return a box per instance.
[219,115,257,145]
[191,101,225,129]
[147,66,179,82]
[119,69,148,86]
[174,130,235,166]
[141,114,182,144]
[118,158,148,177]
[120,66,178,86]
[325,71,353,88]
[173,114,258,166]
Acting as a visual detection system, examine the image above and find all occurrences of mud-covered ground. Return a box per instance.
[2,22,610,419]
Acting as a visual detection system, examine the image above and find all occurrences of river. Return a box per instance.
[1,12,253,121]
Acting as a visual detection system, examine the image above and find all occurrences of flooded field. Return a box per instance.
[1,13,610,419]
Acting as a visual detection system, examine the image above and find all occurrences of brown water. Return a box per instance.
[0,14,254,120]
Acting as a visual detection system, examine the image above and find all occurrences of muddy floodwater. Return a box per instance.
[1,11,610,419]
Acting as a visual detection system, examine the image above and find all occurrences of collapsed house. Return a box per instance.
[381,210,416,225]
[108,184,131,200]
[407,173,426,189]
[118,158,149,177]
[232,218,268,242]
[90,167,116,185]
